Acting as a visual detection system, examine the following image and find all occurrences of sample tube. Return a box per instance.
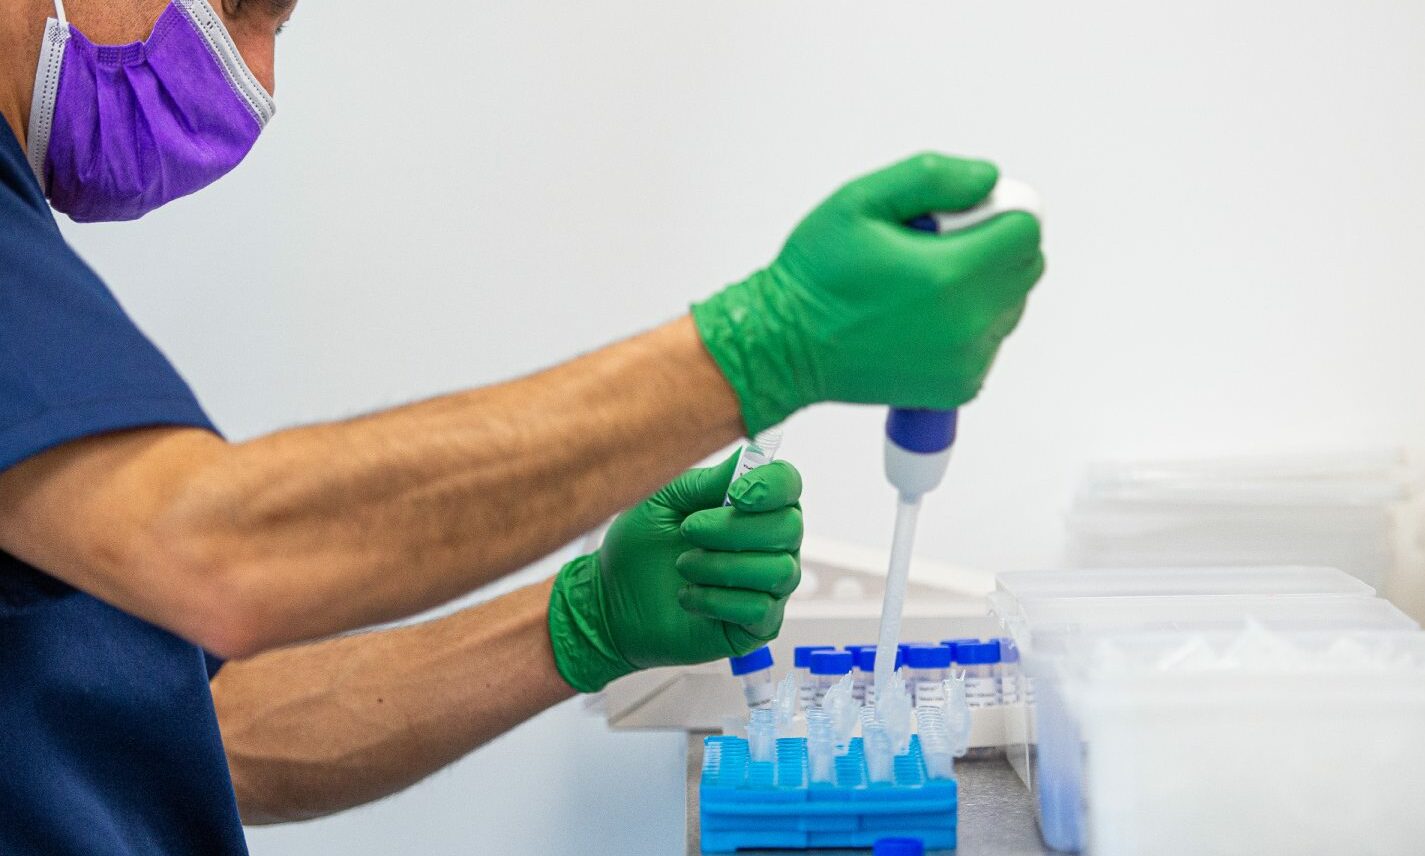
[794,645,836,710]
[997,637,1022,705]
[723,428,785,507]
[855,644,905,707]
[863,724,894,784]
[806,710,836,785]
[807,650,854,708]
[955,640,1002,708]
[941,638,979,663]
[904,644,953,708]
[728,647,776,710]
[748,708,776,763]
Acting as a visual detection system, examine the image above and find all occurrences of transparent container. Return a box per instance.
[728,647,775,710]
[851,645,901,707]
[807,650,854,708]
[995,587,1418,852]
[1063,629,1425,856]
[904,644,953,707]
[954,641,1002,708]
[793,645,835,710]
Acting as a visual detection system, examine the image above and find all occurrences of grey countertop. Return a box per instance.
[686,733,1058,855]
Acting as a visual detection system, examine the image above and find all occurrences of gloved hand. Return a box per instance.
[693,152,1046,435]
[548,453,803,693]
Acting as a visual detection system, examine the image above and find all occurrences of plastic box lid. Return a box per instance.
[1004,594,1416,659]
[995,565,1373,601]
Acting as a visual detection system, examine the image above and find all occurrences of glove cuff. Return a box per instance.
[691,267,819,435]
[547,553,637,694]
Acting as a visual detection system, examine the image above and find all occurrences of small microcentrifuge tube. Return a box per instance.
[904,644,952,708]
[723,428,784,507]
[864,724,894,784]
[943,673,972,758]
[915,706,956,780]
[808,650,854,708]
[822,675,860,755]
[806,714,837,784]
[794,646,836,710]
[876,675,914,756]
[955,640,1002,708]
[773,672,798,736]
[729,647,776,710]
[748,708,776,763]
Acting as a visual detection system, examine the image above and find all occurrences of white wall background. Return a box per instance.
[58,0,1425,852]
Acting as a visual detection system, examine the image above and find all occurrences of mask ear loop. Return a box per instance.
[28,0,70,188]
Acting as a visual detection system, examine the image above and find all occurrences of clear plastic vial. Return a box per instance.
[955,640,1002,708]
[904,644,953,707]
[997,637,1022,704]
[794,645,836,710]
[723,428,785,507]
[728,647,776,710]
[855,645,906,707]
[807,650,854,708]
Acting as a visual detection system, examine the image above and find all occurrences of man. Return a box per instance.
[0,0,1044,852]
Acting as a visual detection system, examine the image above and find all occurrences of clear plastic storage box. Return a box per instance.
[986,566,1418,852]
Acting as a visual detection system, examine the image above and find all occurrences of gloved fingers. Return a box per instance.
[932,211,1043,286]
[677,549,801,597]
[680,505,803,552]
[728,596,787,644]
[678,585,786,638]
[841,152,1000,224]
[726,460,803,513]
[655,451,742,514]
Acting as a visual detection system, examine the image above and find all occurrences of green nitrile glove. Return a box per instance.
[548,453,803,693]
[693,151,1046,434]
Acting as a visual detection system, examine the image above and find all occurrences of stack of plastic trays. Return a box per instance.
[699,736,956,853]
[1062,628,1425,856]
[990,565,1379,791]
[986,567,1416,853]
[1064,451,1417,591]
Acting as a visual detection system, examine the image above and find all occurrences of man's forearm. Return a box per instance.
[0,316,743,657]
[213,579,574,824]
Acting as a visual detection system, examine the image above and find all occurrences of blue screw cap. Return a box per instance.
[793,645,836,668]
[728,647,774,676]
[808,650,854,676]
[874,837,925,856]
[904,644,953,669]
[955,640,1002,665]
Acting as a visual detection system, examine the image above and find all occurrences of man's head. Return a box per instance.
[1,0,298,221]
[2,0,296,147]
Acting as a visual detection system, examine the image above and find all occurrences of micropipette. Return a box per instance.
[871,178,1043,704]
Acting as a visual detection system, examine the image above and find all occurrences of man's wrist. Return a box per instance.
[547,553,636,694]
[690,271,810,435]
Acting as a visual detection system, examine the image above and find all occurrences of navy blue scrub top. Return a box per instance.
[0,119,248,854]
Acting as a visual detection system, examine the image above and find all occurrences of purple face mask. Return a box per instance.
[26,0,275,222]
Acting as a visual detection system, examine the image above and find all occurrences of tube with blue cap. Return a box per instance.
[871,178,1042,703]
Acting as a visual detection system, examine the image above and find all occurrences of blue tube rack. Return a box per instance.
[699,735,957,853]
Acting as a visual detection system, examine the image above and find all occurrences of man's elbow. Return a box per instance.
[132,522,283,661]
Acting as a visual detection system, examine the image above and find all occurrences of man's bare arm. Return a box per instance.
[0,316,743,658]
[212,579,573,824]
